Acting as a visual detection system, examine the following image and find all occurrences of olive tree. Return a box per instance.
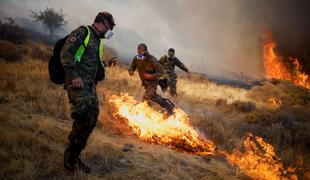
[31,7,67,41]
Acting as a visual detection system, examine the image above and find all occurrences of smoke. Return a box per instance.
[0,0,309,78]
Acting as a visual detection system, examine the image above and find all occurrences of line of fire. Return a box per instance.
[107,29,309,180]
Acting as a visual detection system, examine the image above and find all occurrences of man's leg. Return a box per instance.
[143,81,174,115]
[143,81,162,103]
[168,78,177,97]
[64,84,99,173]
[158,78,168,92]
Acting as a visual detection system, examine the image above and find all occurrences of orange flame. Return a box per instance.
[108,93,216,155]
[262,30,292,80]
[262,30,310,89]
[108,94,299,179]
[222,133,297,180]
[267,97,282,107]
[290,57,310,89]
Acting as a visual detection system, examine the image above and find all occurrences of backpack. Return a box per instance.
[48,26,105,85]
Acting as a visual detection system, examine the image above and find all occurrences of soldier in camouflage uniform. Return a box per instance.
[129,43,174,115]
[60,12,115,173]
[159,48,190,97]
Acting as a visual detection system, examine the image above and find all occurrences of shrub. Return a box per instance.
[0,40,27,61]
[0,21,28,44]
[31,46,51,61]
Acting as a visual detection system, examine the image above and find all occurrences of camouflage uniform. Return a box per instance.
[60,25,101,168]
[129,52,164,104]
[159,55,189,96]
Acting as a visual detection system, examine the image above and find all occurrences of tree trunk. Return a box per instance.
[49,27,54,43]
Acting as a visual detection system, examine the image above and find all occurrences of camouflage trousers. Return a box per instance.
[159,77,177,97]
[167,78,177,97]
[143,80,164,105]
[143,80,175,115]
[65,82,99,158]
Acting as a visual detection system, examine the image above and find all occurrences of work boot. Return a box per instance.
[78,158,91,173]
[64,146,77,171]
[160,99,175,116]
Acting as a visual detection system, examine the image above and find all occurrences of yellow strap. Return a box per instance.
[75,26,104,68]
[74,26,90,63]
[99,39,104,67]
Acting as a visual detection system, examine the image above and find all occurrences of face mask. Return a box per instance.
[137,54,144,59]
[103,29,114,39]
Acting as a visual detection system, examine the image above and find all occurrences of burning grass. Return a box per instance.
[267,97,282,107]
[222,133,298,180]
[108,93,302,179]
[108,93,216,156]
[103,61,310,179]
[262,30,310,90]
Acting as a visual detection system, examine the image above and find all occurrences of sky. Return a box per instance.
[0,0,309,79]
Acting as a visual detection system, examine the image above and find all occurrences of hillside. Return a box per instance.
[0,37,310,180]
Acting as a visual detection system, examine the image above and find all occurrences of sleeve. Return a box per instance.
[60,26,87,80]
[151,56,164,78]
[128,56,137,71]
[175,57,189,72]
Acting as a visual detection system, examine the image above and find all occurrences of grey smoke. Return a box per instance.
[0,0,309,78]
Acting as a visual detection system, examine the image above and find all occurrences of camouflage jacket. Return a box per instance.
[60,25,101,84]
[159,55,189,79]
[129,52,163,86]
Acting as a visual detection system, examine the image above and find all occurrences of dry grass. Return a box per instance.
[0,38,309,179]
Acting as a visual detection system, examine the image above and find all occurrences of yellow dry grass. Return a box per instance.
[0,39,309,179]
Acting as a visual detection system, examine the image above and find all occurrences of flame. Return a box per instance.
[267,97,282,107]
[222,133,297,180]
[108,93,216,155]
[290,57,310,89]
[262,30,310,89]
[262,30,292,80]
[108,94,300,178]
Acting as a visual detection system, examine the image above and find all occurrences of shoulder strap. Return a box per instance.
[99,39,104,67]
[74,25,90,63]
[74,26,105,68]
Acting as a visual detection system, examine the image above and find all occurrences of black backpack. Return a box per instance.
[48,26,105,85]
[48,36,68,84]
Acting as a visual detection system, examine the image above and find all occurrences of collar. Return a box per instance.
[90,24,101,37]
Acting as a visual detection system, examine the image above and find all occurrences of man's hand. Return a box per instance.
[72,77,84,88]
[105,57,117,67]
[187,71,191,79]
[128,69,135,76]
[143,72,158,80]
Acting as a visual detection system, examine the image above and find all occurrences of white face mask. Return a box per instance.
[137,54,145,60]
[104,30,114,39]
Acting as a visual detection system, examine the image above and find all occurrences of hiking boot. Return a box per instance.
[64,148,90,173]
[64,147,77,171]
[78,158,91,173]
[160,99,175,116]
